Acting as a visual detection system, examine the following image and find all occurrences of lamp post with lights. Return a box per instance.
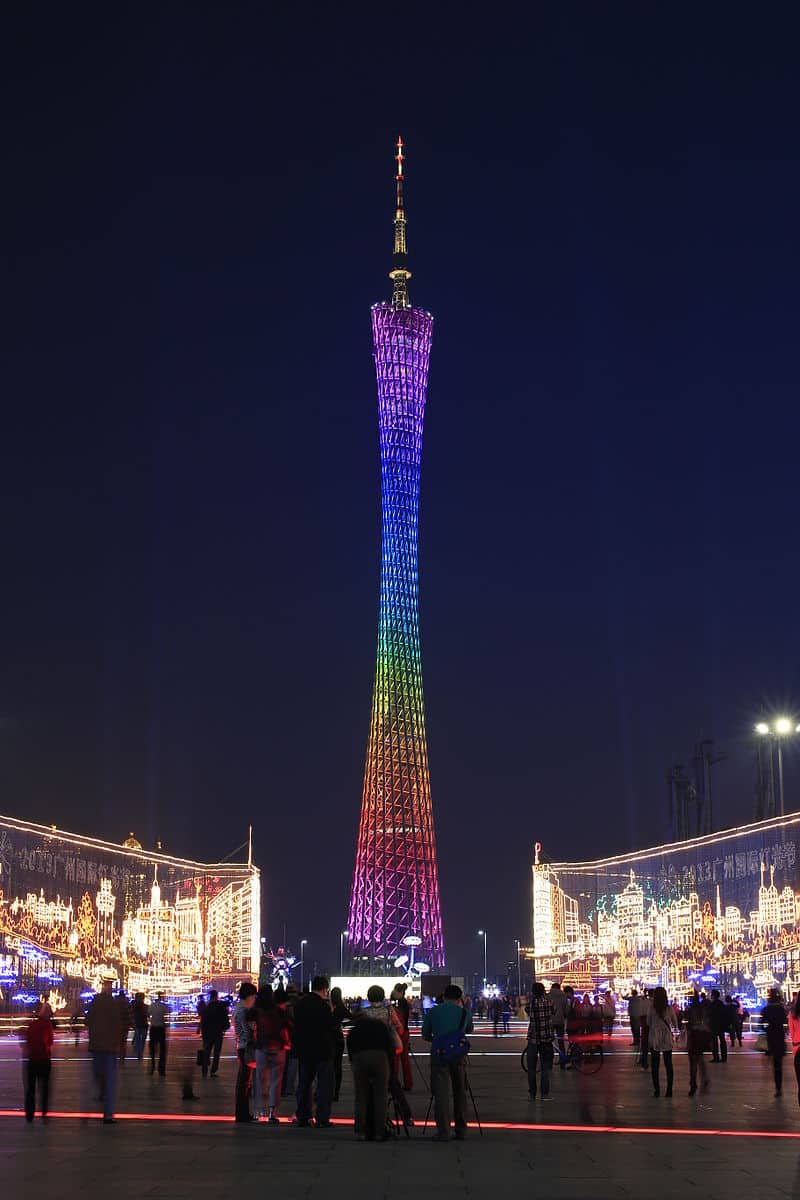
[755,718,800,818]
[477,929,487,990]
[300,939,307,993]
[514,938,522,998]
[339,930,348,976]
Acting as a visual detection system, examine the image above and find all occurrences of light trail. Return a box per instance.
[2,1110,800,1139]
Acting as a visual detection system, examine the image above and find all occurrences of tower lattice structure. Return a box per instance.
[346,139,445,973]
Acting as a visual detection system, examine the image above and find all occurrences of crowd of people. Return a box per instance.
[19,975,800,1131]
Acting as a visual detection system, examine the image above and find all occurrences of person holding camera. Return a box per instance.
[422,984,474,1141]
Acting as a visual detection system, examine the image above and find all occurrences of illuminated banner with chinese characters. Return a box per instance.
[0,814,260,1006]
[532,813,800,1002]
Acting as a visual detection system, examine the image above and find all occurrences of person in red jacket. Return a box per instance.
[24,1002,55,1122]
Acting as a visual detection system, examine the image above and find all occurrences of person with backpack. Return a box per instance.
[526,981,554,1100]
[24,1000,55,1122]
[422,984,474,1141]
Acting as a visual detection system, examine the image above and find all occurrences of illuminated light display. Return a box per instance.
[531,812,800,1001]
[346,139,444,972]
[0,813,260,1003]
[1,1110,800,1139]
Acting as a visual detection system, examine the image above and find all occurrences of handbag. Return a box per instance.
[431,1007,470,1065]
[754,1033,768,1054]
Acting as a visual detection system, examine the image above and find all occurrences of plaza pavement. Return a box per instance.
[2,1025,800,1199]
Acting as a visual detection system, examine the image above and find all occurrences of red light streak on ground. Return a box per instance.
[1,1110,800,1139]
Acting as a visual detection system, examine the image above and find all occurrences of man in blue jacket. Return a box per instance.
[422,985,474,1141]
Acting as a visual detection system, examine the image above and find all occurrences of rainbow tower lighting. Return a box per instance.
[346,139,445,972]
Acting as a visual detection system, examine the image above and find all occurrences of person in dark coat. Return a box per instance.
[200,989,230,1077]
[348,996,395,1141]
[293,976,336,1127]
[761,988,787,1097]
[708,989,729,1063]
[330,986,351,1101]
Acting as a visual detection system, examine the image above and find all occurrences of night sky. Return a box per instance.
[4,5,800,980]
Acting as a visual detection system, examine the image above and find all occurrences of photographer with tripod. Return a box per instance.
[422,984,474,1141]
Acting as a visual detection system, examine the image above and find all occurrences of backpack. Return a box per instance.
[431,1007,470,1065]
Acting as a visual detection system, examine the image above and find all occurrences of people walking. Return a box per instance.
[147,992,169,1076]
[293,975,336,1128]
[200,989,230,1077]
[348,987,396,1141]
[686,992,712,1098]
[648,986,677,1097]
[761,987,787,1098]
[526,981,554,1101]
[130,992,148,1061]
[24,1001,54,1122]
[422,984,474,1141]
[281,985,300,1103]
[233,982,258,1122]
[86,979,121,1123]
[502,997,512,1035]
[708,989,729,1063]
[253,985,291,1123]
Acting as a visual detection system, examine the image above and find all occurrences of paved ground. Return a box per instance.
[3,1025,800,1198]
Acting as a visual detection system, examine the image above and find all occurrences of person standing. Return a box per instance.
[86,979,121,1123]
[526,981,554,1101]
[648,986,677,1098]
[147,992,169,1076]
[762,987,787,1098]
[130,992,148,1061]
[603,992,616,1040]
[391,983,413,1092]
[24,1001,54,1122]
[254,986,290,1123]
[348,998,395,1141]
[200,989,229,1077]
[638,989,651,1069]
[293,975,336,1128]
[628,990,640,1047]
[233,982,258,1122]
[422,984,474,1142]
[708,989,729,1063]
[686,992,712,1098]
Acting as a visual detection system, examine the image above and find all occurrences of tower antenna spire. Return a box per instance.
[389,136,411,307]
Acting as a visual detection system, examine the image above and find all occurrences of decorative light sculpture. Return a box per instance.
[346,139,445,973]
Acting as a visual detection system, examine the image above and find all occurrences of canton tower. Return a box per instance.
[346,139,445,973]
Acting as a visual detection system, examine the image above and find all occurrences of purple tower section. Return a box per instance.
[346,301,444,973]
[345,143,445,973]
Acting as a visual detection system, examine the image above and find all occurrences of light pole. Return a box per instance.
[755,718,800,817]
[477,929,487,990]
[300,939,307,993]
[340,930,348,976]
[514,938,522,998]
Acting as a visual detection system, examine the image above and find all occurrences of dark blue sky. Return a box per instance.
[4,4,800,978]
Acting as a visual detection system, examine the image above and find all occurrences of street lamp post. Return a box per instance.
[514,938,522,998]
[477,929,487,990]
[300,939,307,993]
[755,718,800,818]
[340,931,348,976]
